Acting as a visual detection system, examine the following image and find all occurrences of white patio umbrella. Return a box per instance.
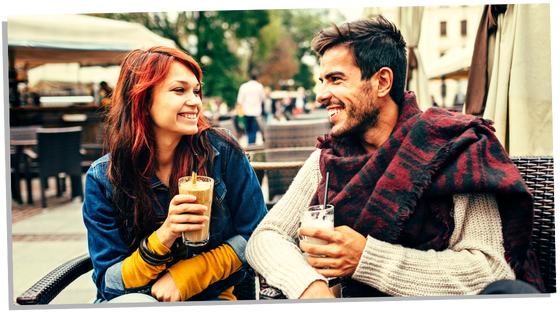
[466,4,552,156]
[8,13,176,68]
[425,46,473,81]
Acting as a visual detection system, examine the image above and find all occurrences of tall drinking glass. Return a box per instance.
[299,204,334,246]
[178,176,214,247]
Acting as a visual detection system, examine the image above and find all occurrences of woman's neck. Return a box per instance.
[154,134,181,187]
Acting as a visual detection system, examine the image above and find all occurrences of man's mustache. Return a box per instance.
[323,99,345,107]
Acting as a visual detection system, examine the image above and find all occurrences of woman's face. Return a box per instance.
[149,61,202,142]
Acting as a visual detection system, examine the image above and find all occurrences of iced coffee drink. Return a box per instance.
[300,204,334,245]
[179,176,214,246]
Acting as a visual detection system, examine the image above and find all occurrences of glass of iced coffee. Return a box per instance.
[299,204,334,246]
[178,176,214,247]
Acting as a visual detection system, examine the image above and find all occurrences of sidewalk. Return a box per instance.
[11,176,96,305]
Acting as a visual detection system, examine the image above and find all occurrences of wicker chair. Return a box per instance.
[258,156,556,299]
[257,119,331,207]
[36,127,85,208]
[10,125,43,205]
[81,123,107,171]
[15,253,257,305]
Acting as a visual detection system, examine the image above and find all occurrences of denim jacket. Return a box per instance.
[82,130,267,302]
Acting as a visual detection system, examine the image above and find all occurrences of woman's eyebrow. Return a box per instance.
[169,80,200,88]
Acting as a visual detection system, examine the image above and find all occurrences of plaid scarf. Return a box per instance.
[311,91,544,294]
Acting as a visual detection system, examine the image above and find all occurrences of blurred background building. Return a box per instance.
[362,5,482,111]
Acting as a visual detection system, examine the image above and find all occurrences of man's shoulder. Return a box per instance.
[248,80,264,88]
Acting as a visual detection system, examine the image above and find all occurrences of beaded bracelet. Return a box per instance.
[138,235,173,266]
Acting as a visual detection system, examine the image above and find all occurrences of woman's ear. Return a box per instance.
[376,67,393,98]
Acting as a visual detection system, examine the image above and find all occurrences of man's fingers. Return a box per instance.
[315,267,344,278]
[299,226,336,242]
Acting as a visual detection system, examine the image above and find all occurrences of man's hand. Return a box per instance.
[299,280,335,299]
[299,225,367,278]
[151,271,181,302]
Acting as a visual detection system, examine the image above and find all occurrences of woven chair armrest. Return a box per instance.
[258,274,287,299]
[16,253,93,305]
[250,161,305,171]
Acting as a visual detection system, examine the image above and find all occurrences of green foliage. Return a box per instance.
[86,8,332,107]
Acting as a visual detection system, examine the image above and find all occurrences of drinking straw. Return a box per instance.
[191,154,198,185]
[323,172,330,208]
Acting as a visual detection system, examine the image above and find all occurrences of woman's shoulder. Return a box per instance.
[90,153,110,169]
[206,128,240,152]
[86,154,111,180]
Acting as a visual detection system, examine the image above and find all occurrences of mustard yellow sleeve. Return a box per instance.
[167,244,243,301]
[122,232,171,289]
[217,286,236,301]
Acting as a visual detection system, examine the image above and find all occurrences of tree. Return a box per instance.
[250,8,331,91]
[87,11,270,108]
[259,35,299,90]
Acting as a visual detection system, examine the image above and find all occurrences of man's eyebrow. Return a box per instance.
[321,71,345,81]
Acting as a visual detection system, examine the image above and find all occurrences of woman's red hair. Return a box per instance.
[105,46,221,248]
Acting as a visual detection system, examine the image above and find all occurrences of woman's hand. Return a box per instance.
[156,194,208,248]
[151,271,181,302]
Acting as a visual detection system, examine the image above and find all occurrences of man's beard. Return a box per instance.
[331,85,380,139]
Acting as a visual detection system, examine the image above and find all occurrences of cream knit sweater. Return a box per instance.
[246,150,515,298]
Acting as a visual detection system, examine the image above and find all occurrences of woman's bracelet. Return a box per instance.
[138,235,173,266]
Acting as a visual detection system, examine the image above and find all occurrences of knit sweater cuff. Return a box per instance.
[351,236,407,294]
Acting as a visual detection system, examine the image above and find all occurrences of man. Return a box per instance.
[237,72,265,145]
[246,16,544,299]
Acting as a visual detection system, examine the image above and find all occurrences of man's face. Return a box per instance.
[316,45,380,139]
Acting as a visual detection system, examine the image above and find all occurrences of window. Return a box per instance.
[461,20,467,36]
[440,21,447,37]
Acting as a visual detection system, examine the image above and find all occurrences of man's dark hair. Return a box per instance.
[250,71,258,81]
[311,15,407,106]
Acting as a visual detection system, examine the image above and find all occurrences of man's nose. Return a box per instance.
[315,87,332,105]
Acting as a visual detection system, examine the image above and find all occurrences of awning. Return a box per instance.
[426,46,473,80]
[8,14,176,68]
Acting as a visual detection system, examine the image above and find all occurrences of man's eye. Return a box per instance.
[331,77,340,82]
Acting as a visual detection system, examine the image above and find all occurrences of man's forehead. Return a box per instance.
[319,46,359,76]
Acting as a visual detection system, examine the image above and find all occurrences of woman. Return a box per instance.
[83,46,267,303]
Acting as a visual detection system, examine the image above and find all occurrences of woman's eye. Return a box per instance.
[173,87,185,93]
[194,89,201,95]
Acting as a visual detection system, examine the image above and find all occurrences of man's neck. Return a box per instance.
[359,101,399,154]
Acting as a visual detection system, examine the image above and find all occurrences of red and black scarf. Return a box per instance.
[311,91,545,294]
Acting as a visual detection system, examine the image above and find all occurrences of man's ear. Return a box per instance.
[376,67,393,98]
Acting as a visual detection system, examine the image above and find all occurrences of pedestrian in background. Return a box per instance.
[236,72,265,145]
[293,86,307,116]
[263,86,274,124]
